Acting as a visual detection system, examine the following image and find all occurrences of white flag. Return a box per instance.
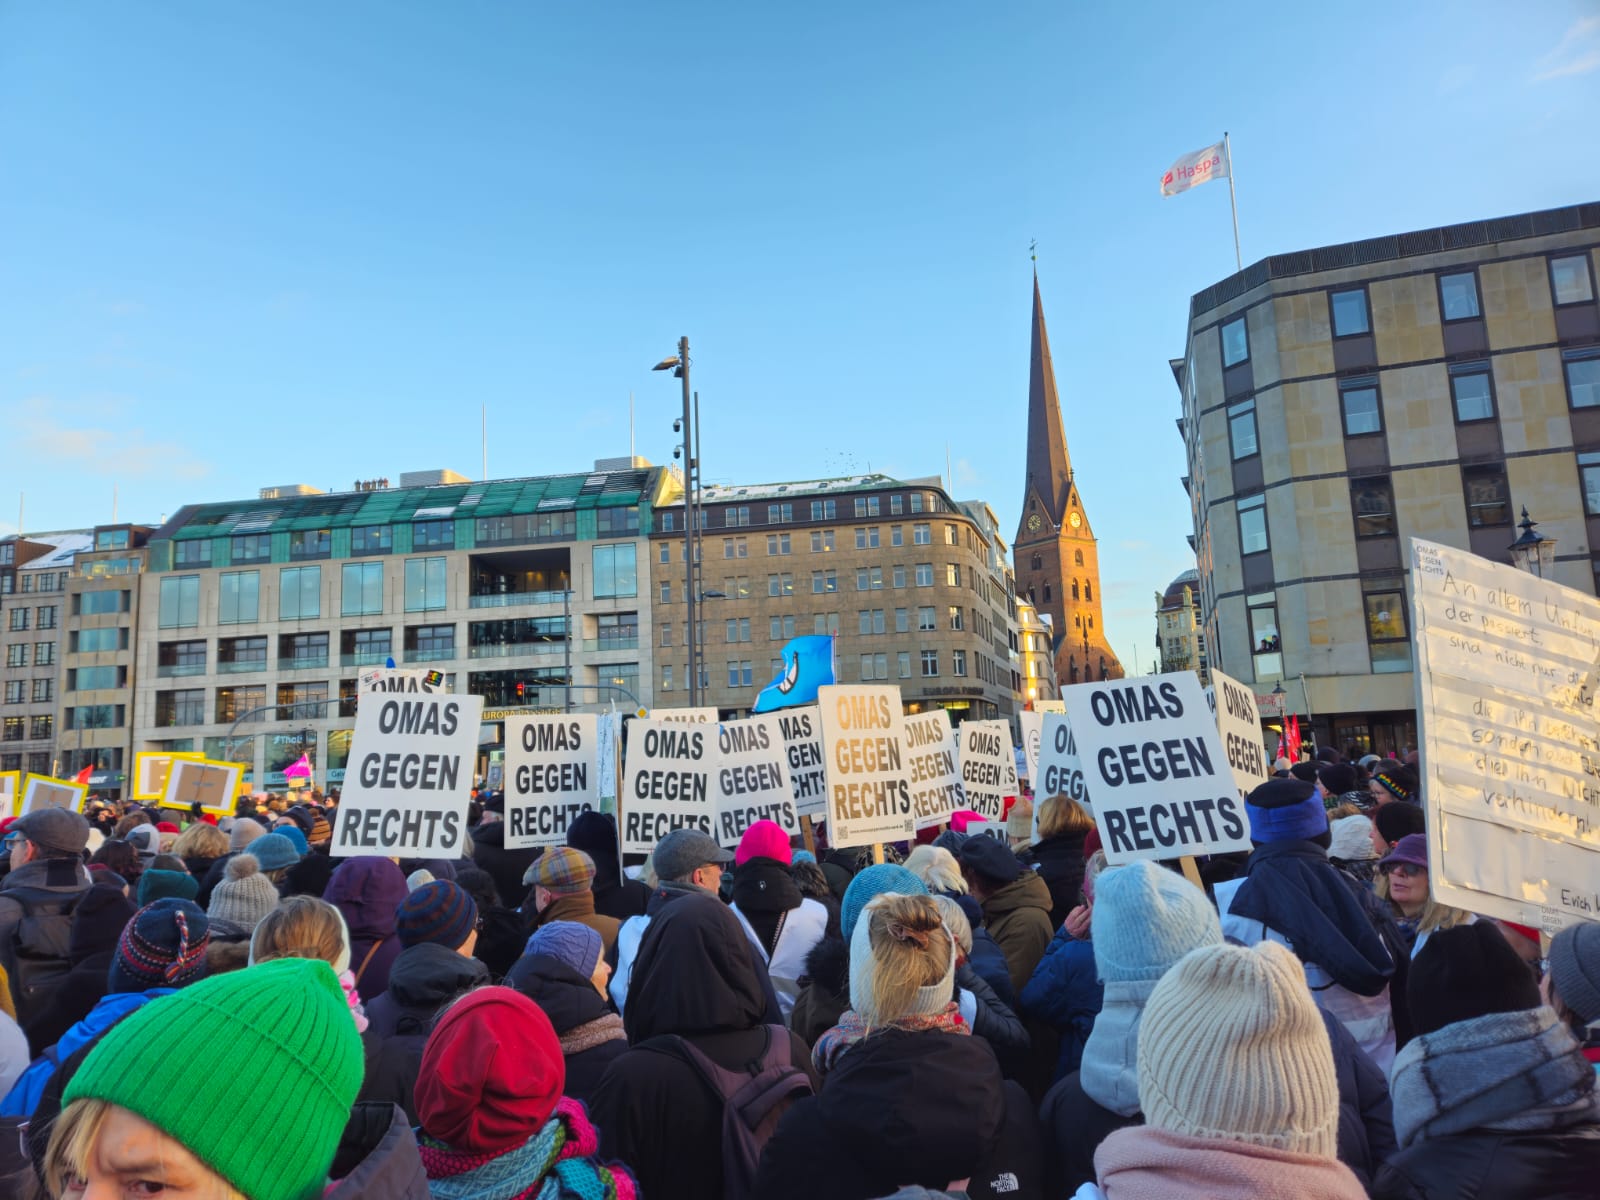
[1161,141,1228,197]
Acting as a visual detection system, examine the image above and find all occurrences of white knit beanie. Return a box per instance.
[1329,814,1377,862]
[1137,941,1340,1159]
[848,893,956,1025]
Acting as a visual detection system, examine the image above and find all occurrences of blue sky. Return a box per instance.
[1,1,1596,666]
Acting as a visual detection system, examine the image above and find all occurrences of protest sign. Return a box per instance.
[1035,712,1091,812]
[595,711,621,806]
[817,685,913,849]
[620,718,716,853]
[21,775,87,815]
[1411,537,1600,929]
[775,706,827,818]
[651,706,719,724]
[331,691,483,857]
[1018,711,1044,782]
[359,666,448,694]
[1210,667,1272,793]
[504,714,598,849]
[132,751,203,802]
[712,714,797,846]
[904,709,964,830]
[0,771,17,818]
[1062,672,1248,865]
[163,760,244,816]
[959,719,1016,821]
[963,819,1006,841]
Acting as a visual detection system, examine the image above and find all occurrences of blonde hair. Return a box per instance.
[249,896,351,974]
[859,893,953,1025]
[1326,801,1362,820]
[1083,849,1110,900]
[44,1098,246,1200]
[929,894,972,958]
[1036,794,1094,841]
[902,845,966,894]
[172,822,229,861]
[1375,871,1473,936]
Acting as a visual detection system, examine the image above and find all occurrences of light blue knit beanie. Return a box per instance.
[1090,860,1222,983]
[842,864,927,941]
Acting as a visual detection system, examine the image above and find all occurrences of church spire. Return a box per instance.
[1019,268,1075,539]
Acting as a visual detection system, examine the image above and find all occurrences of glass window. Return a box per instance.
[912,523,931,545]
[8,607,26,632]
[1330,289,1370,336]
[412,520,454,549]
[945,524,959,546]
[219,570,260,625]
[30,715,51,740]
[1550,255,1595,306]
[231,534,271,563]
[95,529,130,551]
[1365,590,1411,673]
[895,608,909,633]
[73,666,120,690]
[1228,400,1258,459]
[174,540,212,568]
[854,527,879,550]
[1564,349,1600,410]
[767,503,793,523]
[219,636,268,671]
[952,650,967,677]
[1463,466,1510,528]
[1221,316,1248,368]
[351,525,392,555]
[1237,494,1269,555]
[889,526,903,547]
[766,533,790,555]
[948,605,964,630]
[289,529,331,560]
[810,530,834,553]
[279,566,322,620]
[813,612,840,636]
[2,645,21,667]
[596,506,641,536]
[946,563,961,587]
[1248,592,1281,680]
[593,544,638,599]
[915,563,934,587]
[406,624,455,661]
[918,606,937,631]
[36,606,56,630]
[897,651,911,678]
[1352,476,1396,538]
[1340,379,1383,436]
[158,576,200,629]
[342,562,384,617]
[1438,272,1480,320]
[809,500,836,521]
[280,631,329,668]
[920,649,939,677]
[1449,363,1495,422]
[405,557,449,612]
[1580,453,1600,517]
[156,689,206,727]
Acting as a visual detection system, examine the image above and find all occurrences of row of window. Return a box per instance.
[5,571,70,594]
[2,679,53,704]
[6,605,58,632]
[0,715,52,741]
[715,522,964,559]
[0,752,52,775]
[1245,583,1409,685]
[3,642,56,668]
[661,492,952,533]
[1218,253,1598,370]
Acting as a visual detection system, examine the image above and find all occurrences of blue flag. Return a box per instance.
[752,635,835,713]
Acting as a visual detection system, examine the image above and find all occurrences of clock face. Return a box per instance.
[1069,512,1082,529]
[1026,514,1042,531]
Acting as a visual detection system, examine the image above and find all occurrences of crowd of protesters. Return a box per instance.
[0,745,1594,1200]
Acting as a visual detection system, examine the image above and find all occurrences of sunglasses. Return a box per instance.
[1381,862,1426,878]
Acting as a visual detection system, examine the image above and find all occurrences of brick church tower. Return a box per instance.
[1013,270,1124,685]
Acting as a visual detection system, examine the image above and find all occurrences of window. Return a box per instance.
[1073,550,1083,567]
[289,529,332,560]
[219,636,268,672]
[659,581,671,604]
[219,571,260,624]
[156,689,205,727]
[279,566,322,620]
[404,557,449,612]
[661,664,673,692]
[2,681,20,704]
[276,682,329,721]
[853,496,880,517]
[723,537,747,558]
[342,562,384,617]
[1580,453,1600,516]
[406,624,455,662]
[0,718,19,742]
[1330,289,1370,337]
[767,503,793,523]
[770,614,796,640]
[1463,465,1510,528]
[726,618,751,644]
[813,612,840,636]
[1365,590,1412,673]
[1237,494,1269,555]
[1449,362,1495,422]
[855,527,880,550]
[918,606,937,632]
[596,506,641,536]
[889,564,904,589]
[65,705,123,730]
[727,661,753,687]
[351,525,391,555]
[948,605,964,631]
[1438,271,1480,320]
[915,563,934,587]
[3,645,21,667]
[1340,378,1383,436]
[812,570,838,594]
[810,500,836,521]
[889,495,904,515]
[34,640,54,666]
[156,640,206,677]
[159,575,200,629]
[894,608,909,633]
[952,650,967,677]
[659,512,678,532]
[1221,316,1249,367]
[725,506,751,528]
[811,530,834,553]
[724,576,752,599]
[1248,592,1281,680]
[945,524,959,546]
[855,566,883,591]
[35,605,56,630]
[1550,255,1595,306]
[1565,349,1600,409]
[920,649,939,677]
[231,534,271,563]
[897,651,911,678]
[215,685,268,724]
[593,544,638,599]
[909,523,930,546]
[280,632,330,669]
[857,609,886,635]
[173,540,212,567]
[30,715,50,740]
[1352,476,1396,538]
[766,533,791,555]
[770,573,794,597]
[1228,399,1258,459]
[946,564,961,587]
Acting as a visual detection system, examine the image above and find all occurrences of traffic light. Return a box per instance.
[516,681,525,699]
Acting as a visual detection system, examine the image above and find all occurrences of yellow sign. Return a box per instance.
[0,771,19,819]
[21,775,89,815]
[133,751,204,801]
[163,759,245,818]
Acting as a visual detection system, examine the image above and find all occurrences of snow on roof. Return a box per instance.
[19,533,93,569]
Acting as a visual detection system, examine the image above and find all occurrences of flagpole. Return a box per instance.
[1224,131,1242,272]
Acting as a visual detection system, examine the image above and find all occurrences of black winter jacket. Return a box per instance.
[1322,1007,1397,1191]
[1018,833,1088,931]
[505,952,627,1103]
[468,820,539,916]
[326,1102,430,1200]
[566,811,652,922]
[359,942,489,1121]
[754,1027,1043,1200]
[1373,1125,1600,1199]
[791,933,850,1048]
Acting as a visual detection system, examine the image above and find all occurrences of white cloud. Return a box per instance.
[1534,16,1600,81]
[3,398,212,483]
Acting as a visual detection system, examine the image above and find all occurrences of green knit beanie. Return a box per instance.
[64,957,364,1200]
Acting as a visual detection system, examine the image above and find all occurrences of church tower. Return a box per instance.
[1013,269,1124,685]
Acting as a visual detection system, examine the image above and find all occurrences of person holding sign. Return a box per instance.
[728,820,829,1019]
[1017,794,1095,931]
[1215,778,1401,1073]
[957,835,1053,995]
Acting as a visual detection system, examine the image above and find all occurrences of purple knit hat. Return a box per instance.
[108,899,210,994]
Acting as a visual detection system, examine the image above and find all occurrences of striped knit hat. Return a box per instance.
[108,898,210,994]
[396,880,479,949]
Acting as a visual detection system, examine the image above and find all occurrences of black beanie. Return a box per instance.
[1408,923,1540,1037]
[1374,802,1425,846]
[1289,761,1319,783]
[68,884,138,965]
[1315,746,1342,764]
[1318,762,1357,797]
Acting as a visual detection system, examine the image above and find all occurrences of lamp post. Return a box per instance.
[653,339,701,704]
[1508,507,1556,578]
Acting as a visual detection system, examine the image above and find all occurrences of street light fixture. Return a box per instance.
[1508,506,1556,578]
[654,337,704,705]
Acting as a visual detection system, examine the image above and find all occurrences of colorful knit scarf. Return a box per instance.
[812,1002,968,1074]
[420,1097,638,1200]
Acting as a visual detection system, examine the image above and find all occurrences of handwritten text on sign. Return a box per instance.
[1411,537,1600,929]
[817,685,912,849]
[904,709,963,830]
[714,714,797,847]
[620,719,715,854]
[504,715,598,849]
[332,692,484,856]
[1062,672,1247,865]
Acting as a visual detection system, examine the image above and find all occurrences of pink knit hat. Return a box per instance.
[734,819,792,867]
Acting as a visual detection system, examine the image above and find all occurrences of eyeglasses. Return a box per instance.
[1381,862,1426,878]
[1,833,23,850]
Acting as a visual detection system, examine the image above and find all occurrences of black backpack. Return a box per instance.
[641,1025,814,1200]
[3,887,86,1028]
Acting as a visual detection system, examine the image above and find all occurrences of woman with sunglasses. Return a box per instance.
[1374,834,1475,956]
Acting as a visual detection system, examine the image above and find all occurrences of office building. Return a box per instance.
[1154,568,1206,680]
[0,532,89,779]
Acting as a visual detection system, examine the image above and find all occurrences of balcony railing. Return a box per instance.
[340,650,392,668]
[404,648,456,663]
[468,589,566,609]
[582,636,640,653]
[467,641,564,660]
[278,655,329,671]
[217,659,266,674]
[156,662,207,678]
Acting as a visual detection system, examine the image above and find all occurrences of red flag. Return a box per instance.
[73,765,93,785]
[1285,715,1302,763]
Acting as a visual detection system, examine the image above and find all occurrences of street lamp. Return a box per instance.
[1508,506,1556,578]
[654,338,703,704]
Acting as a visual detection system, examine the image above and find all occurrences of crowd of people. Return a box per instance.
[0,748,1594,1199]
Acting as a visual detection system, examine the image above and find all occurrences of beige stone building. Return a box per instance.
[1155,568,1206,681]
[1016,597,1059,705]
[0,532,87,781]
[1177,201,1600,755]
